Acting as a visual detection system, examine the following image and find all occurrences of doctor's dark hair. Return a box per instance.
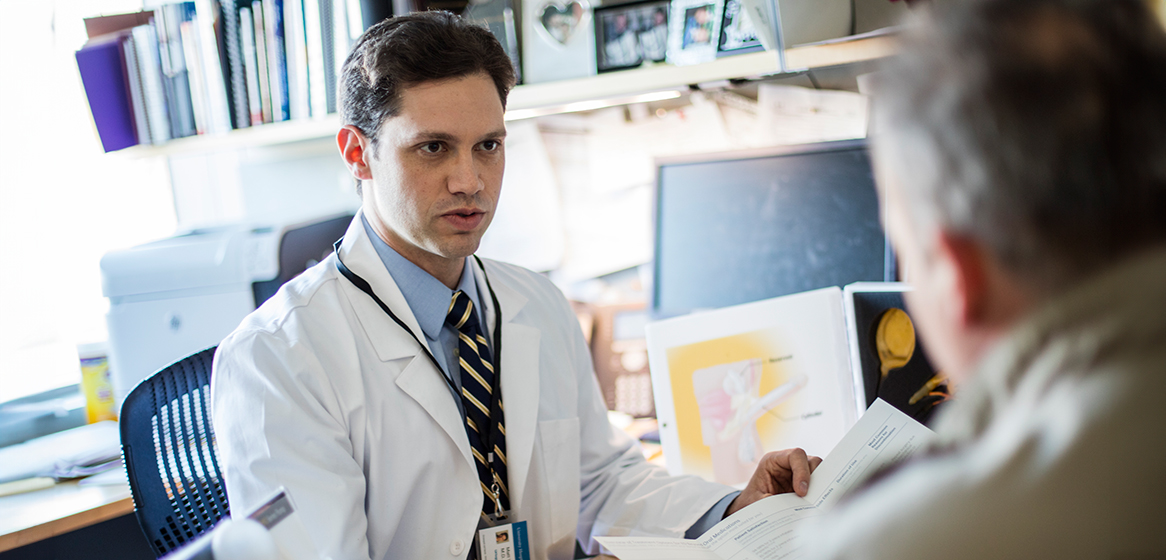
[871,0,1166,293]
[340,11,517,146]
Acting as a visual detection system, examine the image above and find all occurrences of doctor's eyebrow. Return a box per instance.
[407,129,507,144]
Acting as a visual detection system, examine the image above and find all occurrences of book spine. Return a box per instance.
[284,0,310,120]
[121,34,152,145]
[302,0,327,117]
[319,0,336,114]
[180,20,211,135]
[221,0,251,128]
[251,0,273,123]
[332,0,351,105]
[239,7,264,126]
[156,4,198,138]
[193,0,233,134]
[264,0,289,121]
[132,24,173,143]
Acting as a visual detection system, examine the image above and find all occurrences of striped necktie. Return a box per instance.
[446,290,510,518]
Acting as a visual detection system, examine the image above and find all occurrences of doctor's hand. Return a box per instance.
[725,448,822,517]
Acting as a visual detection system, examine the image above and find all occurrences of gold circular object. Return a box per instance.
[876,307,916,378]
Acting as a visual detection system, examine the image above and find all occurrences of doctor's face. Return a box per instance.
[361,72,507,281]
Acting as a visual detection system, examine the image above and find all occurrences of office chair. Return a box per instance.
[120,346,231,557]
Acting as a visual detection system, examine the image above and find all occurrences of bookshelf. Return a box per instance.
[124,33,895,157]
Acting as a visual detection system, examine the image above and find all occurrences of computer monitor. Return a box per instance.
[651,139,894,318]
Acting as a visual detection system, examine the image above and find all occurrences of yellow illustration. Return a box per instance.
[666,330,806,485]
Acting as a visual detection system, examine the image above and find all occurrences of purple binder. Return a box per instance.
[76,34,139,152]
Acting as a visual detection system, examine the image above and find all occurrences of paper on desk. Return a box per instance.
[596,399,933,560]
[0,421,122,483]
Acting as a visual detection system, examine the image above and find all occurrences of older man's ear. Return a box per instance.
[934,231,1033,335]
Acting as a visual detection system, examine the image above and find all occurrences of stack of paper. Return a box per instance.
[0,420,122,483]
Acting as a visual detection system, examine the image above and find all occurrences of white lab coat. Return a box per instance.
[211,212,733,560]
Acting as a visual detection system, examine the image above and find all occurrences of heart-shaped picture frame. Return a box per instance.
[539,0,590,45]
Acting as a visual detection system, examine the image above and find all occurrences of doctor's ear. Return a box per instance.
[338,125,374,181]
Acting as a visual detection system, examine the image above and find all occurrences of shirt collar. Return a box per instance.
[361,214,483,341]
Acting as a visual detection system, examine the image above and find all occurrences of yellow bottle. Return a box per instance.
[78,342,118,423]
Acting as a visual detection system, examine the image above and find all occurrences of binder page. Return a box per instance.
[597,400,933,560]
[697,399,934,560]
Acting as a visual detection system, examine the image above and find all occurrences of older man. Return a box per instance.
[804,1,1166,559]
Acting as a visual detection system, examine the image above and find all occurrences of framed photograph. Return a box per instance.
[665,0,723,66]
[593,0,671,73]
[716,0,763,56]
[522,0,597,83]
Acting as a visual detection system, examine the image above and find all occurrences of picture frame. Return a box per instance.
[716,0,763,56]
[665,0,724,66]
[522,0,597,84]
[593,0,671,73]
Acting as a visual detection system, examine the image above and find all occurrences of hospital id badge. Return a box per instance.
[477,520,529,560]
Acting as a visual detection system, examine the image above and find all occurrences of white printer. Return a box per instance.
[100,213,353,408]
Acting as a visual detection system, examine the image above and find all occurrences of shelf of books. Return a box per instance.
[76,1,894,158]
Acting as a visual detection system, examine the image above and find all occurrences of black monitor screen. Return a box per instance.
[652,139,892,318]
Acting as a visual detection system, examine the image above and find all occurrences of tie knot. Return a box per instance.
[446,290,475,331]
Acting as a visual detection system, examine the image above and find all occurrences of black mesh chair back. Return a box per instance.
[119,346,230,557]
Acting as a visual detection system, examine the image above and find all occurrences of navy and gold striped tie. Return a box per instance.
[446,290,510,518]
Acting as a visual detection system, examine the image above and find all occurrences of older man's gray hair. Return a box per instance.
[872,0,1166,293]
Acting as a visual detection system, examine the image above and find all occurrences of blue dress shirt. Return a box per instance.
[361,215,736,536]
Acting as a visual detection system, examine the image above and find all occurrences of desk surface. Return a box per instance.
[0,478,133,552]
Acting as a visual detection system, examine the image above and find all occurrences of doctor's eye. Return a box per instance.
[479,140,502,152]
[420,142,445,154]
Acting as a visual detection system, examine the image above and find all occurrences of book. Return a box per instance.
[75,32,140,152]
[240,6,265,125]
[121,33,153,144]
[645,283,944,488]
[181,20,211,134]
[219,0,252,128]
[131,23,174,143]
[193,0,234,134]
[333,0,354,99]
[284,0,311,120]
[302,0,329,116]
[596,399,934,560]
[264,0,290,121]
[251,0,274,123]
[318,0,337,114]
[155,3,199,138]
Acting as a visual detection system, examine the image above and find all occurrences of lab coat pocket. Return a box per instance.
[539,417,581,539]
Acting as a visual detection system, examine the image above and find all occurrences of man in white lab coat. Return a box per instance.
[803,1,1166,558]
[211,11,818,560]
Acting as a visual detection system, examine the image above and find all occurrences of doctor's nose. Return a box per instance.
[448,152,484,195]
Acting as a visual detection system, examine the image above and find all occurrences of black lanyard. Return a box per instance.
[333,239,506,480]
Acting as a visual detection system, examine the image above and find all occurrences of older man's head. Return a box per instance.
[870,0,1166,381]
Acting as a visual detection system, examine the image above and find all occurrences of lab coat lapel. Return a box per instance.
[473,259,539,510]
[335,211,473,468]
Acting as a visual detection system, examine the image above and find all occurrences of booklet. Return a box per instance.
[646,287,860,487]
[645,283,943,489]
[596,399,933,560]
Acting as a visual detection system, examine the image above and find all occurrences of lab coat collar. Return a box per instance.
[336,211,473,470]
[336,210,540,505]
